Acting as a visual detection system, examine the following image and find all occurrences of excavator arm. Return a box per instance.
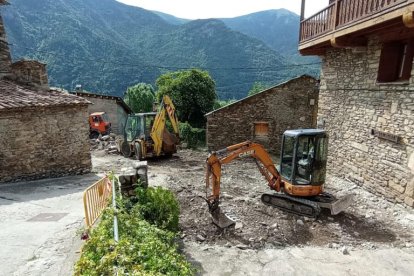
[205,141,282,221]
[150,95,180,156]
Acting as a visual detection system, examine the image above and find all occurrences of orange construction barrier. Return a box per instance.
[83,176,112,228]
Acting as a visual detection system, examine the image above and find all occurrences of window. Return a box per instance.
[377,40,414,82]
[254,122,269,138]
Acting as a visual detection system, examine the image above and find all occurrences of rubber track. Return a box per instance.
[261,193,321,218]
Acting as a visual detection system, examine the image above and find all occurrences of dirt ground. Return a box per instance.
[93,149,414,252]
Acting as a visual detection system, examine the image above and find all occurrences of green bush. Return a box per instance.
[74,187,194,276]
[179,122,205,149]
[133,187,180,232]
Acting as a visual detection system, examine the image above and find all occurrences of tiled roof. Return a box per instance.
[0,80,90,111]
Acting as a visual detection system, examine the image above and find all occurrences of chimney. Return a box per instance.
[0,1,12,79]
[11,60,49,89]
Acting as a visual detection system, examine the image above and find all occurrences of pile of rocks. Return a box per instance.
[90,133,119,154]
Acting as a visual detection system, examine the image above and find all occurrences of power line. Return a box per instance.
[10,43,322,72]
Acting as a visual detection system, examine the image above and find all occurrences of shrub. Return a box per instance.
[74,187,194,275]
[179,122,205,149]
[133,187,180,232]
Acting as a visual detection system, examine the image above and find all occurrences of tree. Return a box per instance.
[156,69,217,128]
[213,99,237,110]
[124,83,155,113]
[248,82,268,96]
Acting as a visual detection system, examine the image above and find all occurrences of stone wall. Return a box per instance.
[11,60,49,89]
[85,97,128,135]
[319,36,414,207]
[0,13,11,78]
[0,105,92,182]
[206,75,319,154]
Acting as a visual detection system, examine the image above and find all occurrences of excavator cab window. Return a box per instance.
[280,136,295,181]
[280,130,328,186]
[125,115,142,141]
[295,136,316,184]
[144,114,156,139]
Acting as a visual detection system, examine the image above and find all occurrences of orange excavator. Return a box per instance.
[205,129,353,228]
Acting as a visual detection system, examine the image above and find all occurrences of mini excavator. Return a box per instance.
[205,129,353,228]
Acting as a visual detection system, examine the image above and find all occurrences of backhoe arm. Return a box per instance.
[205,141,282,212]
[150,95,180,156]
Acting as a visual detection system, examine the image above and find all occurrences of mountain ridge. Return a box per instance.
[2,0,317,99]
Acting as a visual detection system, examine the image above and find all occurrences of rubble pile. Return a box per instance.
[89,133,120,154]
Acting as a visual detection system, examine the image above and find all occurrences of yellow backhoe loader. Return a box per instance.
[120,95,180,160]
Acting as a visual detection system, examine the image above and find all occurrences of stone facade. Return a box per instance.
[11,60,49,89]
[73,92,132,135]
[0,12,11,79]
[0,105,91,182]
[206,75,319,154]
[318,36,414,206]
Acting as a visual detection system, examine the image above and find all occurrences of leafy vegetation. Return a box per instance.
[3,0,318,100]
[132,187,180,232]
[75,186,194,275]
[156,69,216,128]
[213,99,237,110]
[124,83,155,113]
[179,122,206,149]
[247,82,269,96]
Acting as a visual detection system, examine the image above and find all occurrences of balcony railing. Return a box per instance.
[300,0,408,42]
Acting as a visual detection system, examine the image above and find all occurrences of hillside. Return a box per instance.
[2,0,315,99]
[220,9,303,62]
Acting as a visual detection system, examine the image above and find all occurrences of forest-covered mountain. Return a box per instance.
[2,0,318,99]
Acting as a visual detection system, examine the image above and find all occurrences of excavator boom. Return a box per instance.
[206,141,282,227]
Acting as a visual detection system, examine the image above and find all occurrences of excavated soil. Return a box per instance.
[93,149,414,251]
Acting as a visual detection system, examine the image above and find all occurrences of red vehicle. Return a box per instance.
[89,112,111,139]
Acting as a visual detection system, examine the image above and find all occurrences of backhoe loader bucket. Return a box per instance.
[162,129,179,153]
[210,206,236,228]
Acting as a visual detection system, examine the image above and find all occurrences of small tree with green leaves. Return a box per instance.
[248,82,268,96]
[156,69,217,128]
[124,83,155,113]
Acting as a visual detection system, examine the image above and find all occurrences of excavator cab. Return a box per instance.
[124,113,156,142]
[280,129,328,187]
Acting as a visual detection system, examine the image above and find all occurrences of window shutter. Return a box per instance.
[400,41,414,80]
[377,42,403,82]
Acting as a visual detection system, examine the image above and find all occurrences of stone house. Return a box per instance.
[299,0,414,206]
[0,1,91,182]
[72,91,132,135]
[205,75,319,154]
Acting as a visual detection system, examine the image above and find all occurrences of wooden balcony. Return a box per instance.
[299,0,414,55]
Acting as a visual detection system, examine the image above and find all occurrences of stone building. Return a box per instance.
[72,91,132,135]
[299,0,414,206]
[11,59,49,89]
[0,1,91,183]
[205,75,319,154]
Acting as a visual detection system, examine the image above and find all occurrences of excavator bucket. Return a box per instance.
[210,206,236,228]
[328,194,354,215]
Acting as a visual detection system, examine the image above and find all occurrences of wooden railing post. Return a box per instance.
[333,0,339,30]
[299,0,306,41]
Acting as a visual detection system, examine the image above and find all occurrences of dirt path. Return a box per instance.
[93,149,414,275]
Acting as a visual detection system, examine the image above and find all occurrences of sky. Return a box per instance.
[116,0,329,20]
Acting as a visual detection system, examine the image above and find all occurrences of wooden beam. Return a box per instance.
[330,36,367,48]
[403,11,414,27]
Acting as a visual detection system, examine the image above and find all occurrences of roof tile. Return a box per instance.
[0,80,90,111]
